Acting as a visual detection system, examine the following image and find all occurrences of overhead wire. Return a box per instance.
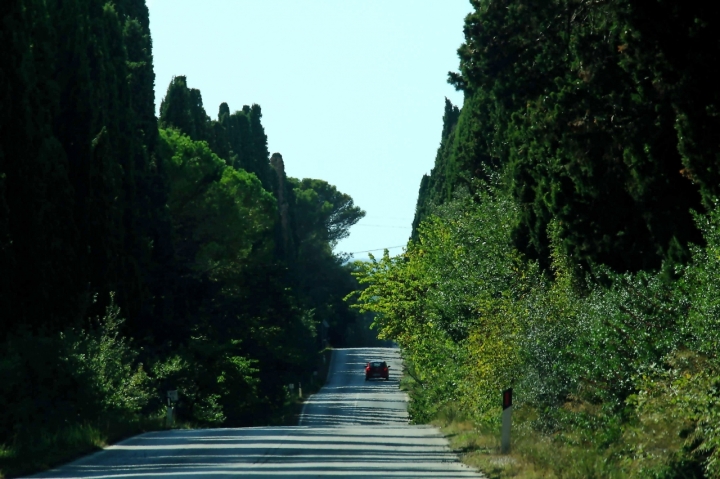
[353,224,411,229]
[345,245,406,255]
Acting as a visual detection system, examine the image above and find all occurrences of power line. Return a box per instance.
[353,224,411,229]
[345,245,406,255]
[362,216,412,221]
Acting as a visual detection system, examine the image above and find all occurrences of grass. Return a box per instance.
[0,349,334,478]
[432,407,544,479]
[272,347,334,426]
[0,416,168,479]
[436,421,614,479]
[397,366,635,478]
[430,400,703,479]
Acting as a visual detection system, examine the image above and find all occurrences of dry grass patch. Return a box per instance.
[431,404,633,479]
[434,416,548,479]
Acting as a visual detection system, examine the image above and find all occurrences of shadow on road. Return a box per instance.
[31,347,483,478]
[299,347,409,427]
[33,426,480,478]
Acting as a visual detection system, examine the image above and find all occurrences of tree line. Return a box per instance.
[0,0,365,471]
[355,1,720,477]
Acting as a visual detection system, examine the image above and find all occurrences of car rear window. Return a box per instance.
[370,361,383,367]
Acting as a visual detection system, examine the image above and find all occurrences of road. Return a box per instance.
[31,347,484,478]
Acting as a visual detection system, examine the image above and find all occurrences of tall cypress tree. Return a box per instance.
[0,0,81,335]
[247,104,273,191]
[159,75,210,142]
[411,98,460,240]
[419,0,708,273]
[0,0,174,339]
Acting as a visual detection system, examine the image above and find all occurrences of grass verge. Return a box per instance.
[430,402,701,479]
[0,348,334,477]
[0,417,169,479]
[431,406,625,479]
[268,347,334,426]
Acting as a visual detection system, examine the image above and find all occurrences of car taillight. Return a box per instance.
[383,367,388,371]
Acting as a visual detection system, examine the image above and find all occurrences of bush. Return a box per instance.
[150,337,260,426]
[353,187,720,477]
[0,294,153,443]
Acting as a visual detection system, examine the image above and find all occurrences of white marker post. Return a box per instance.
[166,390,178,427]
[299,382,302,399]
[501,388,512,454]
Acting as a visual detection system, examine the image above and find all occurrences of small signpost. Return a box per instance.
[166,390,178,427]
[501,388,512,454]
[288,382,302,399]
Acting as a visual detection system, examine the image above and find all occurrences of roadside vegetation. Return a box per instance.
[352,1,720,477]
[0,1,366,477]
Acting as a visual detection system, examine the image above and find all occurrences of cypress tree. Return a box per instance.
[248,104,273,190]
[411,98,460,240]
[207,103,231,161]
[420,0,709,273]
[228,108,252,170]
[159,75,210,142]
[0,0,174,339]
[0,0,81,335]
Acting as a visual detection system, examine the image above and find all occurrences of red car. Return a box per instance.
[365,360,390,381]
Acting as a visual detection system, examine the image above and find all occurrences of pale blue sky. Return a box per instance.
[148,1,469,257]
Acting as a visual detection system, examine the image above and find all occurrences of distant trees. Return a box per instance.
[159,79,274,191]
[154,77,367,423]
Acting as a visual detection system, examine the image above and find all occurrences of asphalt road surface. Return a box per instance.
[31,347,484,478]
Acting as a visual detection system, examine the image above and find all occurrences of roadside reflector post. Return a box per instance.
[299,382,302,399]
[166,405,174,427]
[501,388,512,454]
[166,390,178,428]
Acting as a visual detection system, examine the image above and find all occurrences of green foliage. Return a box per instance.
[157,126,324,422]
[67,294,153,416]
[151,338,260,426]
[160,77,275,191]
[392,1,720,477]
[160,128,275,281]
[354,185,529,422]
[359,185,720,475]
[412,98,463,241]
[0,295,152,444]
[629,351,714,478]
[292,177,365,245]
[1,2,367,475]
[432,0,708,273]
[159,76,210,142]
[0,0,173,341]
[681,205,720,357]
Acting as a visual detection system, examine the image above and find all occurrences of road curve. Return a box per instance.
[31,347,484,478]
